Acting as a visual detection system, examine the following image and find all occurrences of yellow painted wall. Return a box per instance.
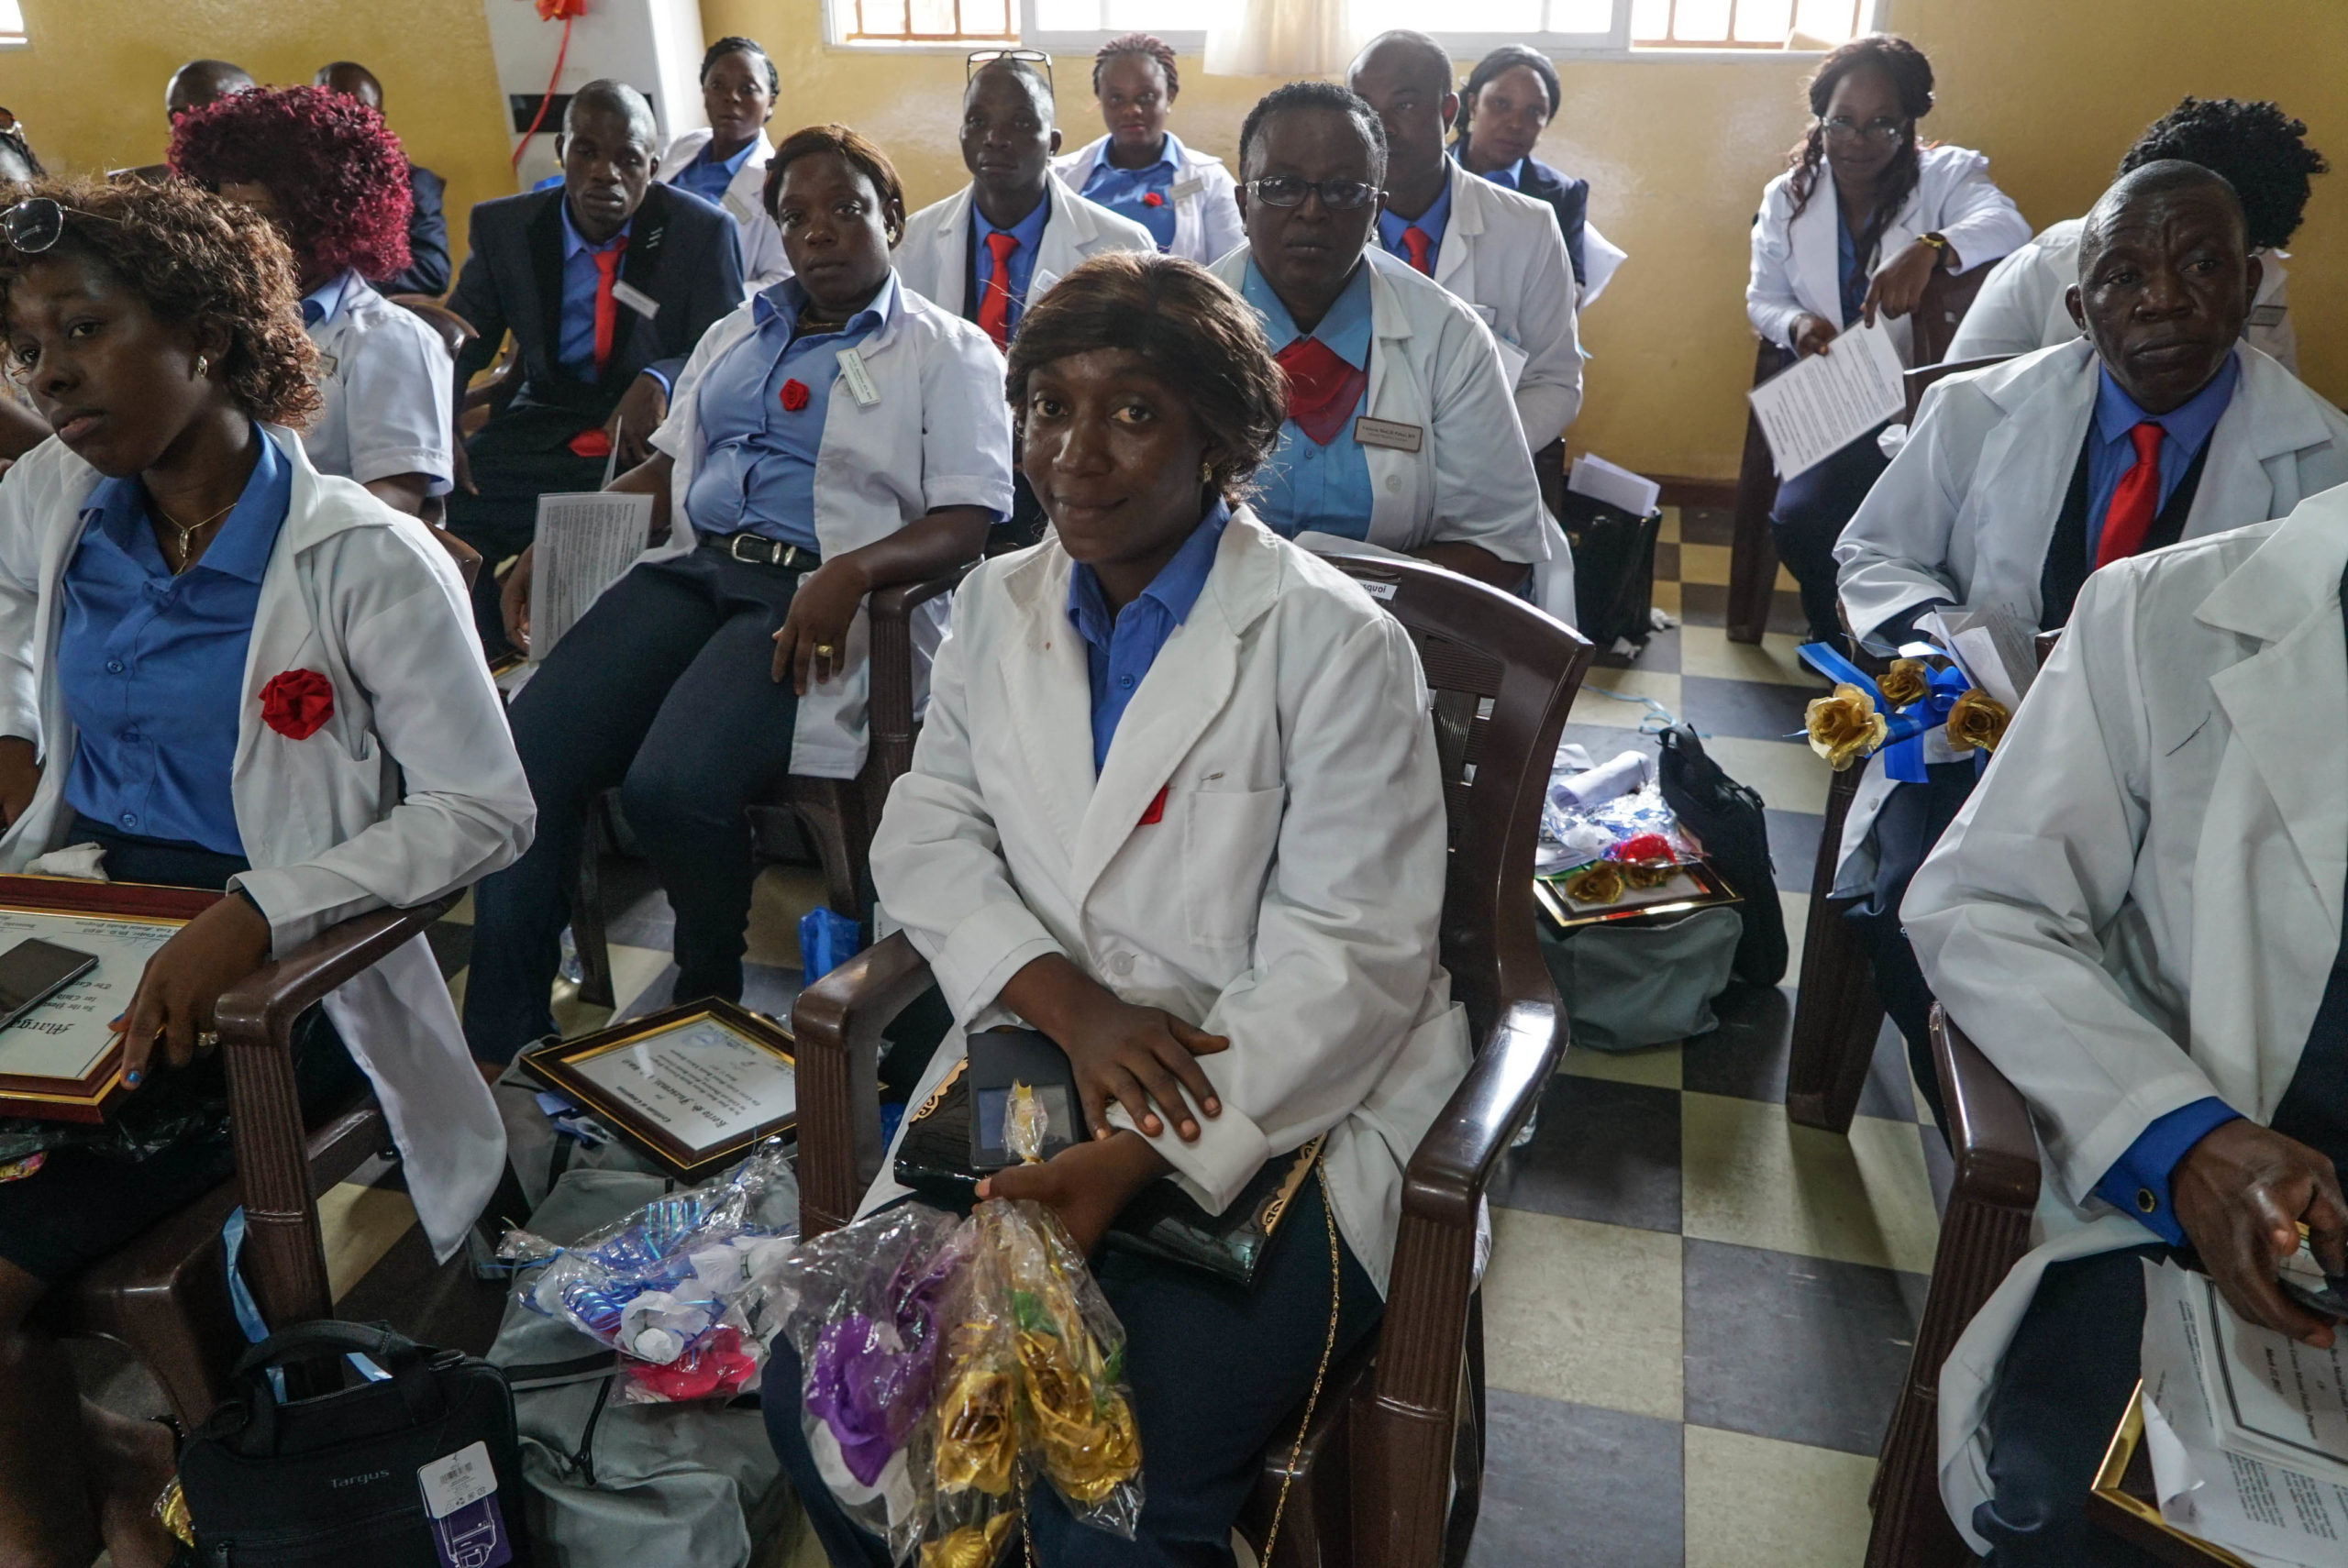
[0,0,514,281]
[6,0,2339,480]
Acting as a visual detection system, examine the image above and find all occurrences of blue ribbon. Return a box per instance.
[1796,641,1961,782]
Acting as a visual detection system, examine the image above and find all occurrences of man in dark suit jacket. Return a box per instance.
[316,61,451,297]
[443,80,742,655]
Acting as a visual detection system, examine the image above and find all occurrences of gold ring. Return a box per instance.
[195,1030,220,1055]
[814,644,836,658]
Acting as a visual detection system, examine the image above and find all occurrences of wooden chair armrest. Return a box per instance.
[866,561,979,787]
[794,929,937,1235]
[1399,998,1561,1232]
[213,896,459,1054]
[1932,1006,2041,1213]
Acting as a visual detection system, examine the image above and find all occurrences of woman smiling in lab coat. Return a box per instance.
[0,178,529,1567]
[765,249,1472,1566]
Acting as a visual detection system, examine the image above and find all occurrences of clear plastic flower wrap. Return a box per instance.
[910,1213,1022,1568]
[770,1204,974,1561]
[497,1137,797,1404]
[1540,779,1702,878]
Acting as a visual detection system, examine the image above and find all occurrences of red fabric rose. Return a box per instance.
[1143,191,1165,208]
[260,670,335,740]
[779,378,811,412]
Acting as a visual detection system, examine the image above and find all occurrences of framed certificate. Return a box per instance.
[1533,860,1741,933]
[0,875,216,1122]
[2088,1384,2255,1567]
[519,999,797,1179]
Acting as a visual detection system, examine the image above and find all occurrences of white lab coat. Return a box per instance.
[1902,489,2348,1551]
[1206,247,1556,601]
[300,272,455,494]
[1746,143,2032,368]
[864,510,1472,1290]
[892,173,1157,319]
[659,127,791,294]
[1826,339,2348,890]
[1943,215,2298,372]
[643,273,1015,780]
[0,432,530,1261]
[1052,134,1245,266]
[1429,158,1583,450]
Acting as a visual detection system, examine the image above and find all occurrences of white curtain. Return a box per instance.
[1202,0,1355,77]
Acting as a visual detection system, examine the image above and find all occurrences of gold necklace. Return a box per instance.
[151,497,237,570]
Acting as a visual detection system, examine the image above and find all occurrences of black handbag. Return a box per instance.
[177,1320,527,1568]
[893,1055,1324,1289]
[1657,723,1788,988]
[1555,491,1663,652]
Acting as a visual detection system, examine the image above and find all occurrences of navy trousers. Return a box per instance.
[442,439,608,659]
[1844,762,1979,1132]
[461,545,803,1060]
[1769,427,1889,646]
[768,1175,1384,1568]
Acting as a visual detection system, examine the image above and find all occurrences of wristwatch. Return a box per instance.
[1918,231,1955,267]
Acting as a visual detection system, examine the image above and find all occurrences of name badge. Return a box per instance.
[610,280,659,320]
[1170,177,1205,202]
[314,353,338,377]
[1353,416,1423,454]
[2249,303,2287,328]
[721,190,757,226]
[836,347,880,408]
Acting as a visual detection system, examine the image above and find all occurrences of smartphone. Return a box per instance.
[0,937,97,1031]
[2280,1228,2348,1320]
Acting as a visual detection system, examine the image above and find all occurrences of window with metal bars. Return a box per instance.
[1631,0,1871,49]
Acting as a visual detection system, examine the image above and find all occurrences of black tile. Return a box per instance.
[335,1220,513,1359]
[1682,1237,1929,1455]
[1677,581,1811,637]
[1922,1112,1954,1218]
[1491,1073,1680,1233]
[1864,1014,1919,1123]
[1468,1392,1684,1568]
[611,959,800,1025]
[424,918,472,980]
[1765,809,1824,897]
[1651,540,1680,581]
[1678,675,1814,742]
[1681,981,1916,1121]
[1678,505,1736,547]
[1591,622,1679,675]
[597,856,676,950]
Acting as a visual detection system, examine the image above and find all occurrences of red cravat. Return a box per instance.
[1401,226,1434,275]
[1275,337,1368,447]
[591,235,629,375]
[2094,422,2165,569]
[978,230,1018,349]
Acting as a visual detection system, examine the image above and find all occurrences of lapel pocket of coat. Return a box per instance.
[1179,785,1286,946]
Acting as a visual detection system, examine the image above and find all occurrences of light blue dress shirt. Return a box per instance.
[299,271,355,330]
[685,275,897,551]
[969,194,1050,338]
[60,428,292,856]
[2082,353,2240,558]
[1377,177,1453,273]
[1239,259,1376,542]
[1835,218,1868,327]
[1066,500,1229,773]
[1078,134,1181,250]
[557,200,636,382]
[1483,158,1527,190]
[673,137,756,206]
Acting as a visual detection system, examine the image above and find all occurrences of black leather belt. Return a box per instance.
[708,532,821,570]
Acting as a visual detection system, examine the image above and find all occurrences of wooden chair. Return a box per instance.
[792,554,1594,1568]
[1782,350,2022,1135]
[567,564,975,1008]
[1864,1006,2041,1568]
[30,884,459,1424]
[1724,262,1996,646]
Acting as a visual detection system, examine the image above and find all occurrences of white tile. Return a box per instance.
[551,943,675,1037]
[445,889,475,925]
[1652,579,1683,618]
[1678,542,1732,587]
[1562,1040,1684,1089]
[1656,506,1681,545]
[319,1182,416,1301]
[1482,1209,1682,1421]
[1680,625,1829,689]
[1700,735,1828,815]
[1781,889,1810,979]
[1683,1424,1876,1568]
[1680,1092,1940,1275]
[1571,668,1681,729]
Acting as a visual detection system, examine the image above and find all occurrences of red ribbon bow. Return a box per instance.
[260,670,334,741]
[780,379,811,412]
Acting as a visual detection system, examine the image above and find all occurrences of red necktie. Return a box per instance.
[978,230,1018,349]
[1401,226,1434,275]
[1275,337,1368,447]
[2094,422,2165,569]
[591,235,630,376]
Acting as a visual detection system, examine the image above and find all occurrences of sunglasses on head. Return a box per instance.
[967,48,1052,86]
[0,196,111,254]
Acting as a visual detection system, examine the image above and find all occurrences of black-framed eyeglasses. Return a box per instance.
[1819,116,1908,146]
[1244,176,1381,212]
[967,48,1051,86]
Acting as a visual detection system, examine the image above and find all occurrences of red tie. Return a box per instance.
[1275,337,1368,447]
[1401,226,1434,275]
[978,230,1018,349]
[591,236,629,376]
[2094,422,2165,569]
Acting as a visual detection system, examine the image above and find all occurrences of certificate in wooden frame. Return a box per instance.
[2087,1383,2256,1567]
[519,998,798,1180]
[0,874,217,1123]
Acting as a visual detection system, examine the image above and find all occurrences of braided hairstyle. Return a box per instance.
[1092,33,1179,101]
[2121,97,2328,254]
[1784,34,1934,254]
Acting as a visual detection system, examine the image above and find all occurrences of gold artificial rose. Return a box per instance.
[1945,689,2012,755]
[1877,658,1930,709]
[932,1366,1018,1496]
[1563,861,1625,906]
[921,1513,1013,1568]
[1805,683,1889,771]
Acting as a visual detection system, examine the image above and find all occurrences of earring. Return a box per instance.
[193,355,208,380]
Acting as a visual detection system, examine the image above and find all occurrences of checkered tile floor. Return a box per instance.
[182,503,1943,1566]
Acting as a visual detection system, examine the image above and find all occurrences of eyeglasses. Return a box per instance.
[1243,176,1381,212]
[1819,116,1908,146]
[1,196,68,252]
[967,48,1052,86]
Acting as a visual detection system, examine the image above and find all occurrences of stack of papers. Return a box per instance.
[528,491,655,662]
[2139,1260,2348,1566]
[1567,454,1661,516]
[1745,319,1906,480]
[1917,603,2043,711]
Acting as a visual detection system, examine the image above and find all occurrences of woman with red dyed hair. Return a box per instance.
[172,85,455,518]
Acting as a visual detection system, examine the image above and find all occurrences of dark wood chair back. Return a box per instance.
[388,295,479,362]
[1909,259,1993,368]
[1902,353,2016,426]
[1865,1006,2042,1567]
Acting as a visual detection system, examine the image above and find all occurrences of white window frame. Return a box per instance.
[0,0,27,50]
[825,0,1882,55]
